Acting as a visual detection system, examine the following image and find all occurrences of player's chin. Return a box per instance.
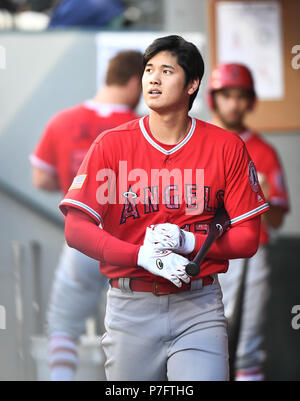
[147,105,168,114]
[145,98,163,110]
[146,100,177,114]
[223,116,243,128]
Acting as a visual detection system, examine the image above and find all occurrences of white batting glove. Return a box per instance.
[144,223,195,255]
[137,244,191,287]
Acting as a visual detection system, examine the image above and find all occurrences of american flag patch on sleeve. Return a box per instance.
[69,174,87,190]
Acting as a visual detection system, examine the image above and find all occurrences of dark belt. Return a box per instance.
[109,276,214,296]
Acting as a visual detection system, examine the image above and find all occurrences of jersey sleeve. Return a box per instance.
[59,138,110,225]
[30,117,58,174]
[263,148,290,211]
[224,139,269,227]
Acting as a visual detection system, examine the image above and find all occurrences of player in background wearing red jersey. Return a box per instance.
[60,36,269,381]
[30,50,143,381]
[207,63,290,381]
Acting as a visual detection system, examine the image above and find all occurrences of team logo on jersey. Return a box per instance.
[122,191,138,199]
[69,174,87,190]
[248,161,259,192]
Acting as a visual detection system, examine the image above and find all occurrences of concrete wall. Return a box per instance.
[0,30,97,380]
[0,31,97,219]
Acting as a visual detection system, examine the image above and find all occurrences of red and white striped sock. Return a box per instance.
[49,332,78,381]
[235,367,264,381]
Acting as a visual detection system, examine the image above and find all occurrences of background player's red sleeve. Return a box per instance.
[224,139,268,226]
[30,116,58,172]
[193,215,261,260]
[65,207,140,267]
[264,148,290,211]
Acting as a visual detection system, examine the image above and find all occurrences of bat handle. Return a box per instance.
[185,207,230,278]
[185,228,217,277]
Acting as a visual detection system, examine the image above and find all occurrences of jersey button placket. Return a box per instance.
[164,156,172,166]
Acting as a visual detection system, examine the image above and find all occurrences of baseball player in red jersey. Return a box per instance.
[30,50,144,381]
[207,63,290,380]
[60,36,269,381]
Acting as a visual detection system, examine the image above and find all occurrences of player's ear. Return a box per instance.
[187,78,200,95]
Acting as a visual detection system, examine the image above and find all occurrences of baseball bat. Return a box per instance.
[185,206,231,277]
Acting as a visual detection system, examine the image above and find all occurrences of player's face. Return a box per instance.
[142,51,196,113]
[214,88,252,129]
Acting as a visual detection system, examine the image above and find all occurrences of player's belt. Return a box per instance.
[109,276,214,296]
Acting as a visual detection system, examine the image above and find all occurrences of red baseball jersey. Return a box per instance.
[239,130,289,244]
[60,116,269,280]
[30,101,138,195]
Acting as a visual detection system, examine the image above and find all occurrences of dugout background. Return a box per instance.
[0,0,299,381]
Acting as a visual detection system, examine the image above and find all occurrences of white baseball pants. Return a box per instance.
[218,246,270,373]
[47,243,108,339]
[101,276,229,381]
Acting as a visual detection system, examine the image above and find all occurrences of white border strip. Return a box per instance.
[84,100,131,117]
[29,154,57,174]
[139,116,196,155]
[230,203,269,225]
[60,199,102,224]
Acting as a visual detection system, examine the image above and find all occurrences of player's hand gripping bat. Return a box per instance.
[185,207,231,277]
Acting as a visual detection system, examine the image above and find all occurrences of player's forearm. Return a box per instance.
[32,167,60,191]
[194,216,261,260]
[262,204,285,229]
[65,208,140,266]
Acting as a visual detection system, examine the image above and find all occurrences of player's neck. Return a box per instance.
[93,86,131,107]
[148,110,191,145]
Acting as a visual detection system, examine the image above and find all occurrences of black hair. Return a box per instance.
[143,35,205,110]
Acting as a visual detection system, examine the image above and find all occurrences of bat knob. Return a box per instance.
[215,223,223,236]
[185,262,200,277]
